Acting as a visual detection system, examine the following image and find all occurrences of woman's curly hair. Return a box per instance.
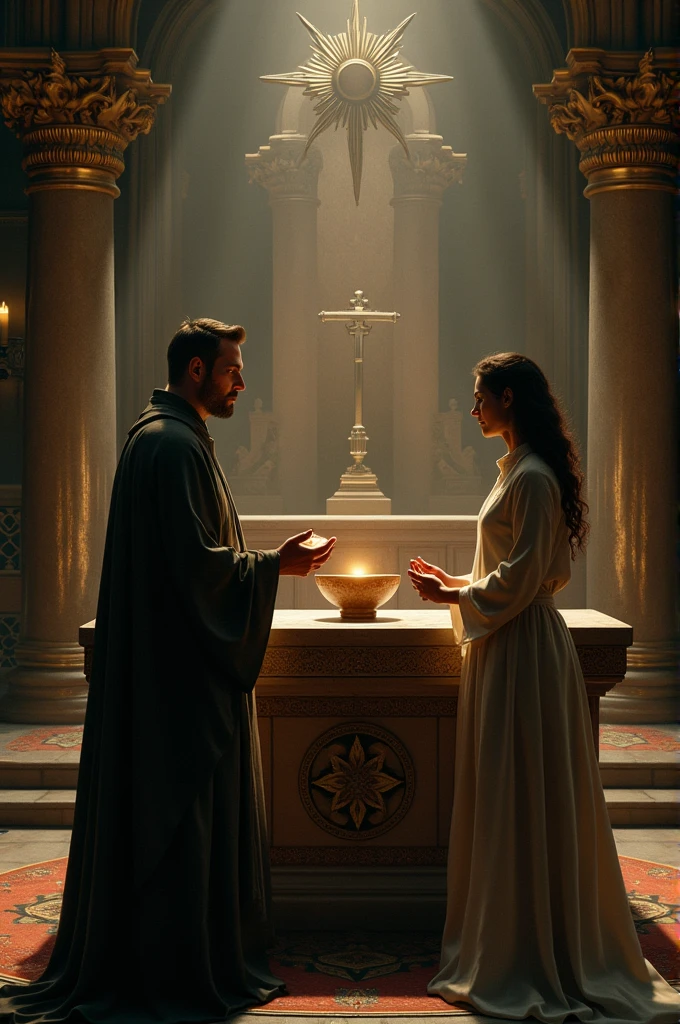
[473,352,589,558]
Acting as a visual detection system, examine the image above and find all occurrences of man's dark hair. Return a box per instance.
[167,318,245,385]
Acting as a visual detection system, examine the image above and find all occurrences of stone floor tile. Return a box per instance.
[641,789,680,803]
[34,791,76,804]
[604,789,655,803]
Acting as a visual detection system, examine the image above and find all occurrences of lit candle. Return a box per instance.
[0,303,7,346]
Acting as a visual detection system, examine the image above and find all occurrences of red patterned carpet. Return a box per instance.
[599,725,680,752]
[2,723,678,755]
[0,857,676,1015]
[4,726,83,752]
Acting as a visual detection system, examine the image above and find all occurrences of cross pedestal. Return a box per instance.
[319,290,399,515]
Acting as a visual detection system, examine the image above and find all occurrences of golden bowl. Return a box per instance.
[315,574,401,621]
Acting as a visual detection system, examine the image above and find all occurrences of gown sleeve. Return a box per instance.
[457,468,561,644]
[153,432,280,691]
[449,574,472,645]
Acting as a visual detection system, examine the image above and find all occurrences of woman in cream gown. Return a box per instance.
[409,353,680,1024]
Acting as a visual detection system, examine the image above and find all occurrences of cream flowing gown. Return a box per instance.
[428,443,680,1024]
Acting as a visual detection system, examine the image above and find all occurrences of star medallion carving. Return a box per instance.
[299,722,415,840]
[313,734,402,830]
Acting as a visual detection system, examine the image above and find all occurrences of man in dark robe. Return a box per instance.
[0,318,335,1023]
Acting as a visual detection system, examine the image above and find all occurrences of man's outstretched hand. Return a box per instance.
[278,530,337,577]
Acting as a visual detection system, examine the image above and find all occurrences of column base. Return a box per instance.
[326,494,392,514]
[0,640,88,724]
[599,641,680,724]
[326,466,392,515]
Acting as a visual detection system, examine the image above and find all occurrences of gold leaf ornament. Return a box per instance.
[1,50,157,142]
[549,49,680,141]
[261,0,453,203]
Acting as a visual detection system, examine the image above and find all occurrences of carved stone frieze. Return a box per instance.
[83,645,93,683]
[270,846,447,866]
[432,399,482,497]
[0,49,170,196]
[246,133,323,200]
[534,50,680,196]
[259,645,462,678]
[229,399,280,497]
[577,645,627,678]
[390,135,467,201]
[256,696,459,717]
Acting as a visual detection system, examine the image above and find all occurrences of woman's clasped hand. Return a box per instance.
[407,556,467,604]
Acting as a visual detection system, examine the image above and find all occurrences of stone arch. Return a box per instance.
[273,70,436,138]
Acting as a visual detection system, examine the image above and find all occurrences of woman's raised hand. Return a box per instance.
[408,561,452,604]
[411,557,470,589]
[411,557,448,582]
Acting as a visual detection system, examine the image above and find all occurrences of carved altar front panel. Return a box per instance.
[253,608,632,868]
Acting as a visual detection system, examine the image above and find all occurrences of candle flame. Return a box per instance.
[351,567,366,576]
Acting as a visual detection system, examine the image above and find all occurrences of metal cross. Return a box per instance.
[319,290,400,476]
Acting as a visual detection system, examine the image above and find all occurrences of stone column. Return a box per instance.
[389,133,466,514]
[246,133,323,513]
[0,50,169,722]
[535,50,680,722]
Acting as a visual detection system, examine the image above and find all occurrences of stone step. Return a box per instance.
[603,789,680,827]
[0,761,78,790]
[0,755,676,791]
[599,754,679,789]
[0,788,676,829]
[0,790,75,827]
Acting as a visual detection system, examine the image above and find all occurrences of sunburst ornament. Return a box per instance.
[261,0,453,203]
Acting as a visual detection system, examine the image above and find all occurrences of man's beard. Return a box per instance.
[198,374,236,419]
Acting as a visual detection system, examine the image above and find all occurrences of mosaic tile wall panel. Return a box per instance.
[0,615,19,669]
[0,507,20,573]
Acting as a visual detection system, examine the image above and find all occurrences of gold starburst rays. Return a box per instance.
[261,0,453,203]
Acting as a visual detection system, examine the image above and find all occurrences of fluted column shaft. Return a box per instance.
[14,189,116,716]
[247,133,322,513]
[587,188,677,719]
[0,49,169,721]
[535,48,680,722]
[390,134,466,514]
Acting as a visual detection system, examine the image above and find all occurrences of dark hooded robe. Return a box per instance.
[0,390,285,1023]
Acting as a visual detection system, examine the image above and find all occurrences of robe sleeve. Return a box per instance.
[153,432,280,692]
[457,468,560,644]
[449,573,472,645]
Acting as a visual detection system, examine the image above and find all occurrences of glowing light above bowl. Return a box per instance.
[351,567,366,576]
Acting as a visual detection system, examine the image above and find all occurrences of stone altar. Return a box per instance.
[79,607,631,928]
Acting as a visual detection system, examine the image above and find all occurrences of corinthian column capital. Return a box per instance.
[0,48,171,197]
[246,132,323,203]
[534,48,680,197]
[390,134,467,203]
